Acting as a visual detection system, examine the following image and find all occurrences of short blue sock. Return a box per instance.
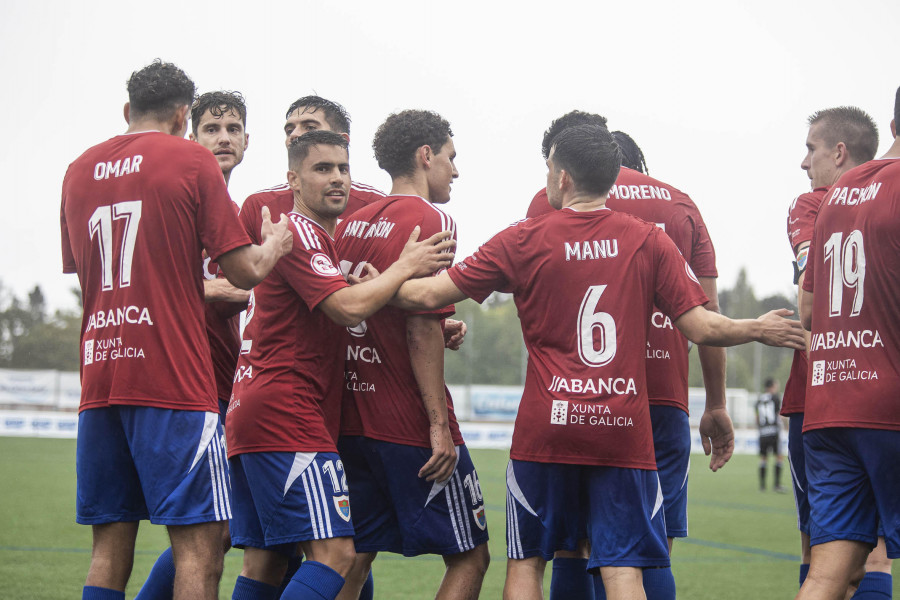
[231,575,280,600]
[799,563,810,587]
[281,561,345,600]
[82,587,125,600]
[643,567,676,600]
[593,573,607,600]
[550,557,593,599]
[852,572,893,599]
[277,554,304,597]
[135,547,175,600]
[359,570,375,600]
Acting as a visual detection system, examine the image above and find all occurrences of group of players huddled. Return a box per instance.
[59,58,897,600]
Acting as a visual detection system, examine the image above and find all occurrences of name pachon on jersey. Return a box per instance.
[93,155,143,180]
[827,181,882,206]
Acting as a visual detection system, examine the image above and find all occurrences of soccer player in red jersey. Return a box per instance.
[335,110,490,600]
[530,112,729,600]
[240,96,386,240]
[394,123,804,600]
[59,60,292,600]
[224,130,455,600]
[784,106,892,597]
[135,90,253,600]
[796,91,900,600]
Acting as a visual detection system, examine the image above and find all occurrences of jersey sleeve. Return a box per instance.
[687,208,718,277]
[239,195,264,244]
[788,192,822,253]
[802,224,818,293]
[448,225,518,302]
[408,208,456,319]
[651,228,709,320]
[195,152,251,261]
[280,217,349,311]
[60,176,76,274]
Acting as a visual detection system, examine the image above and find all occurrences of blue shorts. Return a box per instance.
[505,460,669,569]
[787,414,810,534]
[76,406,231,526]
[229,451,355,553]
[337,436,489,557]
[650,405,690,538]
[804,428,900,558]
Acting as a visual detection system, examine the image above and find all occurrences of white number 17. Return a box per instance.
[88,200,142,291]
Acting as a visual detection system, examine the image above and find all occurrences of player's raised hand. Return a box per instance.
[260,206,292,258]
[756,309,805,350]
[443,318,467,351]
[397,226,456,277]
[347,262,380,285]
[698,407,735,472]
[419,424,458,483]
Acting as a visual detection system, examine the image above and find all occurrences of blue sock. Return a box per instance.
[135,547,175,600]
[359,570,375,600]
[231,575,279,600]
[593,574,607,600]
[852,572,893,599]
[550,557,593,599]
[82,587,125,600]
[277,554,304,597]
[643,567,676,600]
[799,563,810,587]
[280,561,345,600]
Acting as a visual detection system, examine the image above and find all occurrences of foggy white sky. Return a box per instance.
[1,0,898,311]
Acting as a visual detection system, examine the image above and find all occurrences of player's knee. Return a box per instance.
[448,543,490,576]
[865,548,892,573]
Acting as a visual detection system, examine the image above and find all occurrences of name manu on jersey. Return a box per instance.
[92,155,143,180]
[827,182,882,206]
[565,239,619,261]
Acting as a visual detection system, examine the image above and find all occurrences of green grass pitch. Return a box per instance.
[0,437,896,598]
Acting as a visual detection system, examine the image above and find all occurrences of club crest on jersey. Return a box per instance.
[333,495,351,521]
[550,400,568,425]
[311,253,341,277]
[473,505,487,530]
[684,263,700,284]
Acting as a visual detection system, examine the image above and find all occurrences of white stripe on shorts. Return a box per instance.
[301,471,321,539]
[313,465,334,538]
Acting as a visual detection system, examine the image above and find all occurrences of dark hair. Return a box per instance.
[551,124,621,196]
[126,59,196,121]
[895,85,900,129]
[288,130,349,170]
[285,96,351,135]
[764,378,776,389]
[373,110,453,178]
[808,106,879,164]
[191,91,247,136]
[542,110,608,159]
[612,131,648,174]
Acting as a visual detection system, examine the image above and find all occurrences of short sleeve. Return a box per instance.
[651,228,709,320]
[60,184,77,274]
[448,225,518,303]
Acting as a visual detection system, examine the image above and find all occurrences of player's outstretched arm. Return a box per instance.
[217,206,293,289]
[394,271,468,312]
[696,277,733,471]
[674,306,805,350]
[407,315,458,483]
[319,227,455,327]
[204,278,251,303]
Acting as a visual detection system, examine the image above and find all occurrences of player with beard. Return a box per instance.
[225,131,455,600]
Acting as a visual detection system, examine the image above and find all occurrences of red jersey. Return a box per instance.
[526,168,717,413]
[781,187,827,416]
[240,181,385,242]
[202,201,244,405]
[802,158,900,432]
[225,212,350,456]
[60,131,250,413]
[448,208,708,468]
[335,195,462,448]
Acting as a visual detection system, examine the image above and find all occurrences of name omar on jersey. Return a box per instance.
[93,155,143,180]
[564,239,619,261]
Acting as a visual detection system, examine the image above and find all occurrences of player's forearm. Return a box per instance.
[217,240,283,290]
[395,272,466,312]
[204,278,251,304]
[698,344,727,411]
[407,316,450,428]
[324,264,413,327]
[675,306,803,349]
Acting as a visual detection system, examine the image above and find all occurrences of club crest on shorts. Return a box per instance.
[550,399,568,425]
[473,504,487,530]
[333,495,351,521]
